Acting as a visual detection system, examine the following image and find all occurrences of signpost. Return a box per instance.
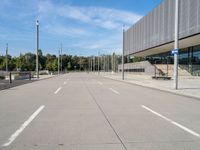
[171,49,179,55]
[174,0,179,90]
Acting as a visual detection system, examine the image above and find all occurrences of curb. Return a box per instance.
[103,75,200,101]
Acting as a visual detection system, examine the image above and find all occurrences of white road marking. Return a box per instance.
[141,105,200,138]
[109,88,120,95]
[54,87,62,94]
[63,81,67,85]
[97,81,103,85]
[2,105,45,147]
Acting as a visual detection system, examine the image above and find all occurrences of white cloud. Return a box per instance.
[0,0,137,55]
[38,0,54,13]
[36,0,142,53]
[38,1,142,30]
[69,32,122,53]
[44,24,89,37]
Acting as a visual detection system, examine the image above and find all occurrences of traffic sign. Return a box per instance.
[171,49,179,55]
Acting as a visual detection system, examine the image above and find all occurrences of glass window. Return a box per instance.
[179,48,189,65]
[193,45,200,65]
[192,45,200,76]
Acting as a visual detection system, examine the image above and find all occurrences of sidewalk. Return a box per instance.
[0,74,56,91]
[101,72,200,100]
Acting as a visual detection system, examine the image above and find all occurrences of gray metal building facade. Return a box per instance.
[124,0,200,56]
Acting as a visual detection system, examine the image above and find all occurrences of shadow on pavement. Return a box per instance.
[0,80,35,91]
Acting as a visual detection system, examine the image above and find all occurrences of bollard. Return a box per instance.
[29,72,31,80]
[9,72,12,84]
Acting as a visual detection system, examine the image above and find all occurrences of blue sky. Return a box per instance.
[0,0,162,56]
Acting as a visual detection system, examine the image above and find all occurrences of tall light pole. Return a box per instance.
[58,50,60,75]
[6,43,8,72]
[174,0,179,89]
[60,43,63,73]
[36,19,39,79]
[91,56,92,72]
[105,55,107,73]
[104,55,106,74]
[88,57,90,72]
[93,56,95,72]
[122,25,125,80]
[98,51,100,75]
[107,55,109,73]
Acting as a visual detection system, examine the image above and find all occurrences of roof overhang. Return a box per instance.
[132,33,200,57]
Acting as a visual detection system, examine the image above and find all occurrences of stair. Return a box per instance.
[154,64,191,76]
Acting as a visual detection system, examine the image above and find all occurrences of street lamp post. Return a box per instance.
[98,51,100,75]
[104,55,106,74]
[107,55,109,73]
[93,56,95,73]
[91,56,92,72]
[88,57,90,73]
[105,55,107,73]
[36,19,39,79]
[122,25,125,80]
[58,50,60,75]
[174,0,179,89]
[60,43,62,73]
[6,43,8,72]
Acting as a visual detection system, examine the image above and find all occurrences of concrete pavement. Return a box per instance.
[103,72,200,100]
[0,74,55,91]
[0,73,200,149]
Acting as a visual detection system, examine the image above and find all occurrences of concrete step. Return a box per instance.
[155,64,191,76]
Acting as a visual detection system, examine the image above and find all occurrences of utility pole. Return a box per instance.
[174,0,179,89]
[36,19,39,79]
[104,55,106,74]
[93,56,95,72]
[60,43,63,73]
[101,55,103,73]
[58,50,60,75]
[105,55,107,73]
[88,57,90,73]
[107,55,109,73]
[6,43,8,72]
[91,56,92,72]
[101,54,102,73]
[112,52,114,73]
[122,25,125,80]
[98,51,100,75]
[114,53,116,72]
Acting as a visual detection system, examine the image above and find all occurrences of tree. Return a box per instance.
[38,49,46,70]
[0,51,120,72]
[45,54,57,71]
[67,62,72,70]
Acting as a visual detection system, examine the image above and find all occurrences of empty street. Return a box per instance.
[0,73,200,150]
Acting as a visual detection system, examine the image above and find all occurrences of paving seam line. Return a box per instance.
[82,78,128,150]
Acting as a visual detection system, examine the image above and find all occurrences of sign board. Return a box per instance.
[171,49,179,55]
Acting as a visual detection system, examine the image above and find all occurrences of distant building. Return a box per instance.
[123,0,200,76]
